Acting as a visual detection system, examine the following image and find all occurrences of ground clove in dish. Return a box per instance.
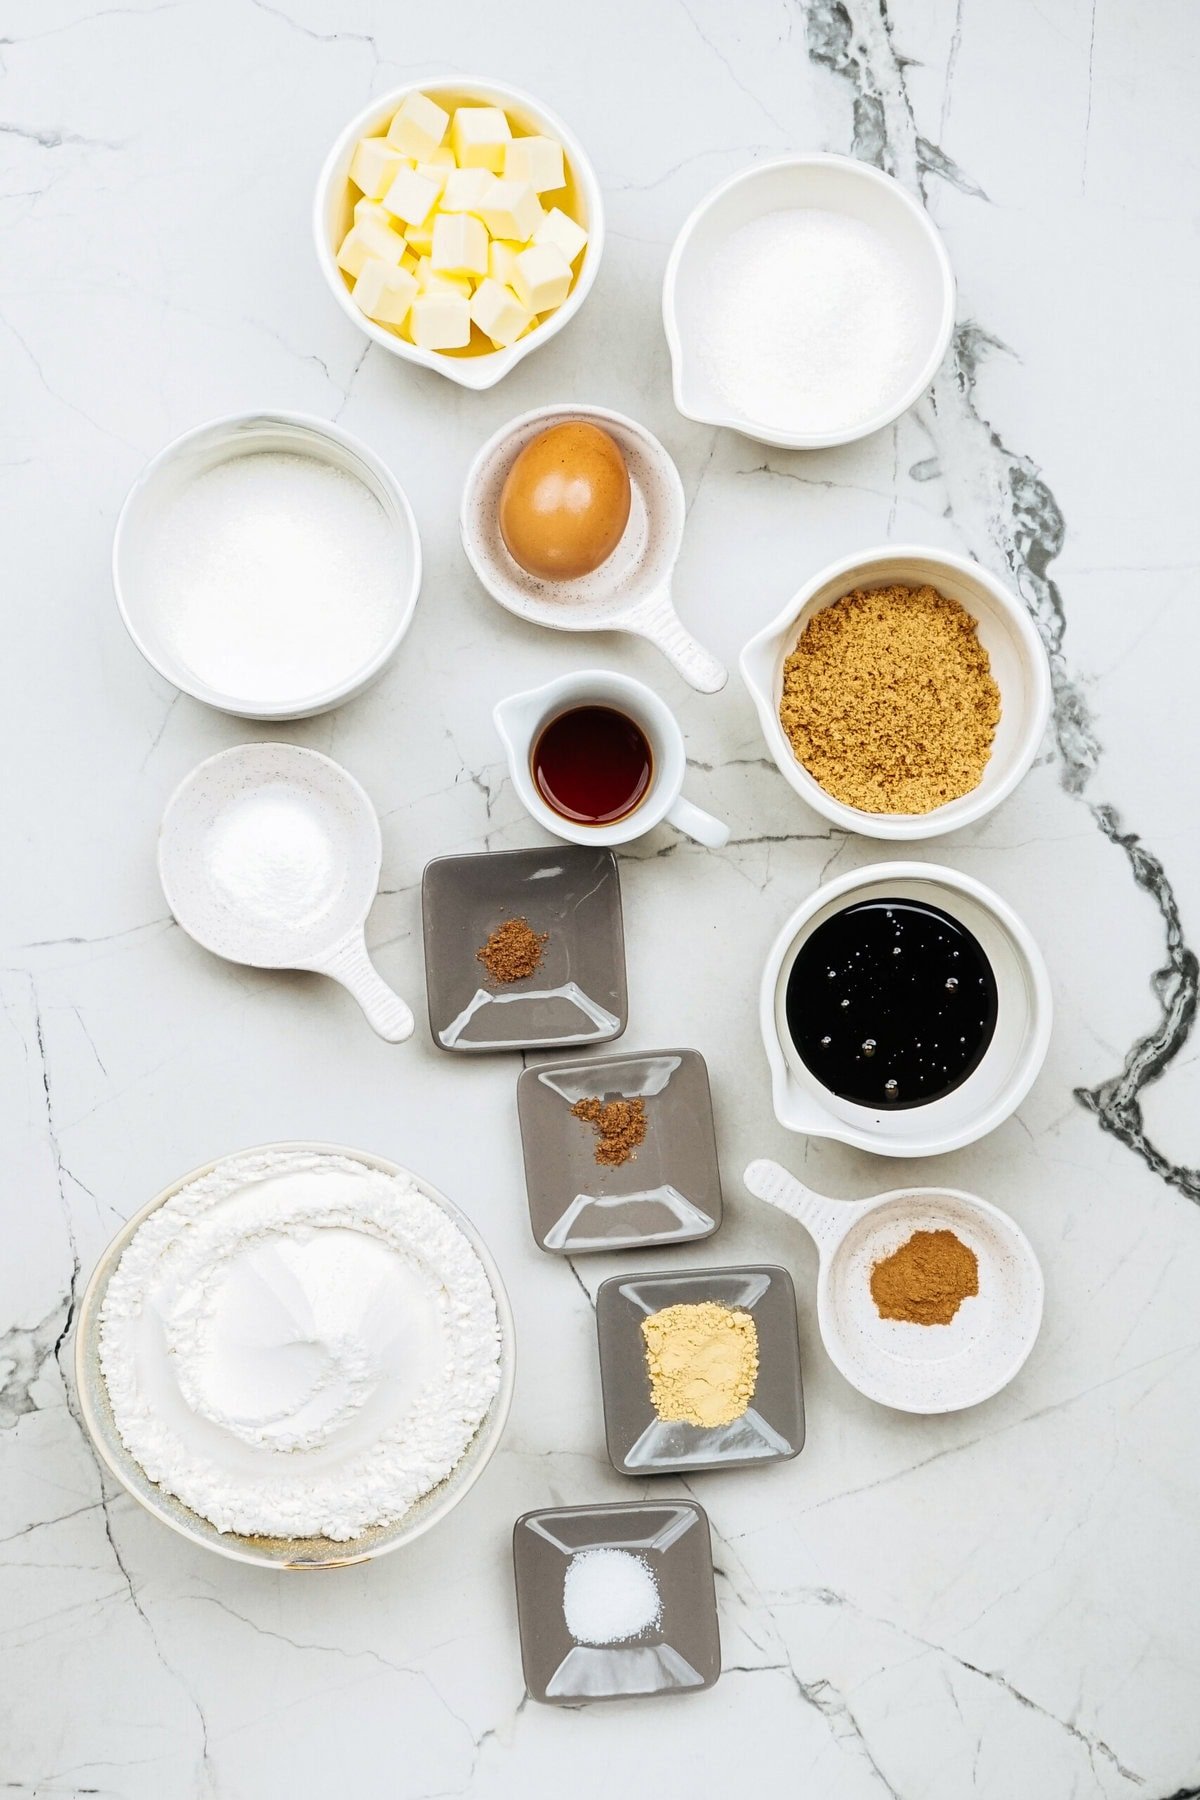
[476,916,547,983]
[570,1095,647,1166]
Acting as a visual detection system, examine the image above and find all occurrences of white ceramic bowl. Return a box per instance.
[74,1142,516,1569]
[113,411,421,720]
[663,154,955,448]
[740,545,1051,841]
[314,78,603,390]
[761,862,1052,1157]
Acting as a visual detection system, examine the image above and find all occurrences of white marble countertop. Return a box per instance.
[4,1,1200,1794]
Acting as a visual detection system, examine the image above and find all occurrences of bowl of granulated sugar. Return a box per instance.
[663,155,955,449]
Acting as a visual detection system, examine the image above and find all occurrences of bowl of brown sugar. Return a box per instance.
[739,545,1051,840]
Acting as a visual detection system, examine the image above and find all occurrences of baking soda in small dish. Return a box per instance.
[142,451,401,706]
[693,209,926,436]
[563,1548,661,1644]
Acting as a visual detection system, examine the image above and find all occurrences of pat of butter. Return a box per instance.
[440,168,497,215]
[511,242,572,312]
[410,291,471,350]
[349,138,411,200]
[469,277,532,348]
[431,212,488,278]
[477,179,543,243]
[449,105,511,172]
[534,206,588,266]
[337,217,405,278]
[386,92,450,160]
[503,135,565,193]
[352,258,418,328]
[487,238,522,288]
[382,165,441,227]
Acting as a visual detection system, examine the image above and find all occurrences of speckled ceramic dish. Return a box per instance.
[159,743,413,1041]
[74,1142,515,1569]
[513,1500,720,1704]
[595,1265,804,1475]
[743,1158,1043,1413]
[421,845,626,1053]
[516,1049,722,1254]
[462,404,726,691]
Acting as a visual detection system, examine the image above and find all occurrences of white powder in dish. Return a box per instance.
[143,451,401,705]
[203,786,341,928]
[98,1150,502,1541]
[563,1548,662,1645]
[692,208,927,435]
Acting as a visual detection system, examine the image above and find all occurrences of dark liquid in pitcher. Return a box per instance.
[532,705,653,825]
[786,897,998,1109]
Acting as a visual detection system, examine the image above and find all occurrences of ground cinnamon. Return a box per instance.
[870,1228,979,1325]
[570,1096,647,1167]
[476,916,547,984]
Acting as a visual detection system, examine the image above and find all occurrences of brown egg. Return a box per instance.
[499,422,631,581]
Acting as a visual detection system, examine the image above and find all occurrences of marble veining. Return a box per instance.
[2,1,1199,1796]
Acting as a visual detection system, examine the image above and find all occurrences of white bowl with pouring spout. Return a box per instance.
[662,154,955,448]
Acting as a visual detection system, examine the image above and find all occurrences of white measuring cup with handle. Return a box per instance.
[743,1158,1043,1413]
[461,403,727,693]
[159,743,413,1042]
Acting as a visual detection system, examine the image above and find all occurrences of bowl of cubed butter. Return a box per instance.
[315,79,603,389]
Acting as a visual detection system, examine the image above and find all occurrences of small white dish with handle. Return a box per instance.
[740,544,1051,840]
[493,669,730,850]
[159,743,413,1042]
[462,403,726,693]
[663,153,955,448]
[761,861,1051,1157]
[743,1158,1043,1413]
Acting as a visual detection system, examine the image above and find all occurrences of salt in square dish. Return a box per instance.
[512,1499,720,1705]
[516,1048,723,1254]
[596,1265,805,1475]
[421,845,626,1053]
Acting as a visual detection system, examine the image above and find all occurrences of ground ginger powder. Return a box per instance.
[778,583,1001,814]
[640,1301,759,1428]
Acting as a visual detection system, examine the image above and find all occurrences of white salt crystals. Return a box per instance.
[141,450,403,708]
[692,207,928,438]
[562,1548,662,1645]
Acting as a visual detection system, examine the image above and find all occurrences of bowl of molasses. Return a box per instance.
[760,862,1052,1157]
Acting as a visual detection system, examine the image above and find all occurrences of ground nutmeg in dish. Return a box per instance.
[476,916,547,983]
[641,1301,759,1428]
[870,1228,979,1325]
[779,583,1000,813]
[570,1095,647,1167]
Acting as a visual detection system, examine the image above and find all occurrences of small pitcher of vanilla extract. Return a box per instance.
[493,671,730,849]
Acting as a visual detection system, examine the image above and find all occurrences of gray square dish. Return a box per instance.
[421,845,626,1053]
[596,1265,805,1475]
[512,1499,720,1705]
[516,1049,723,1255]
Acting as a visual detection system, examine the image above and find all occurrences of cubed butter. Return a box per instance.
[410,291,471,350]
[416,256,472,297]
[381,165,441,227]
[415,158,452,196]
[503,134,565,193]
[511,242,572,312]
[449,105,511,171]
[336,217,405,279]
[469,277,532,348]
[477,179,543,243]
[534,206,588,266]
[386,91,450,159]
[354,197,395,229]
[404,221,435,255]
[440,168,497,214]
[431,211,488,278]
[352,258,418,328]
[487,237,522,287]
[349,137,411,200]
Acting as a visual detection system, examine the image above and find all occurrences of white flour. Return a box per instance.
[98,1150,502,1541]
[144,451,400,705]
[693,208,926,435]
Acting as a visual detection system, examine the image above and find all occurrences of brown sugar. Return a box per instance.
[476,917,547,984]
[870,1229,979,1326]
[778,583,1001,814]
[570,1096,648,1167]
